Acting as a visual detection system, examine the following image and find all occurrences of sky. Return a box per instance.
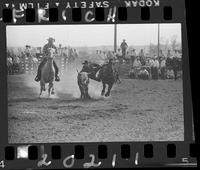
[6,23,181,47]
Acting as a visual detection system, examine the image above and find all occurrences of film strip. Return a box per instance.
[0,0,198,169]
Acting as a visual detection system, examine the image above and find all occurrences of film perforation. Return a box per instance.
[2,8,12,23]
[51,145,61,160]
[141,7,150,20]
[167,144,176,158]
[144,144,153,158]
[118,7,127,21]
[28,146,38,160]
[95,8,105,21]
[49,8,59,22]
[25,8,35,22]
[72,8,82,22]
[189,143,197,158]
[4,146,15,160]
[75,145,84,159]
[163,6,172,20]
[98,145,107,159]
[121,144,131,159]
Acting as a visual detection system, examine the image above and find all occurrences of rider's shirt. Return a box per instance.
[43,43,57,57]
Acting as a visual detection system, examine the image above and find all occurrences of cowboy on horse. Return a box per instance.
[80,58,120,83]
[80,60,102,82]
[35,37,60,82]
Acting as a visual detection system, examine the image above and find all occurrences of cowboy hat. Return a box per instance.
[82,60,88,64]
[47,37,55,42]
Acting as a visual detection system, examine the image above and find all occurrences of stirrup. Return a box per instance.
[35,76,40,82]
[55,76,60,81]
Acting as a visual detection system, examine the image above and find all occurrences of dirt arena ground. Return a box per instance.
[8,74,184,143]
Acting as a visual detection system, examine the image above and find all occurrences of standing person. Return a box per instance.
[120,39,128,61]
[34,37,60,82]
[130,49,137,65]
[154,57,160,80]
[126,51,131,63]
[160,57,166,79]
[173,49,180,80]
[133,57,142,79]
[24,45,32,74]
[150,58,154,80]
[138,49,145,65]
[159,50,165,64]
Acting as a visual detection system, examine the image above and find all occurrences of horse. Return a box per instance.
[39,48,56,98]
[99,63,118,97]
[77,70,90,99]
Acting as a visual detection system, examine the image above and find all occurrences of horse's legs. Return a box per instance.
[105,83,113,97]
[48,83,53,97]
[39,82,43,98]
[101,82,106,96]
[85,86,90,99]
[51,84,54,95]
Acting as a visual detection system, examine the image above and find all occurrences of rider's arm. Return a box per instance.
[53,45,58,54]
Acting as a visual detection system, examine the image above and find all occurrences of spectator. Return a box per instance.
[120,39,128,60]
[160,57,166,79]
[174,49,181,58]
[138,49,145,65]
[153,56,159,80]
[159,50,165,64]
[130,49,137,65]
[133,57,142,68]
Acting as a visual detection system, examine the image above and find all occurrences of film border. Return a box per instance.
[0,0,197,168]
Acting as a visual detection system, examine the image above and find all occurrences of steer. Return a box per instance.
[77,71,91,99]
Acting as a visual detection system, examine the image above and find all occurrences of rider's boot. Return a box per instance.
[35,76,40,82]
[55,75,60,81]
[34,73,40,82]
